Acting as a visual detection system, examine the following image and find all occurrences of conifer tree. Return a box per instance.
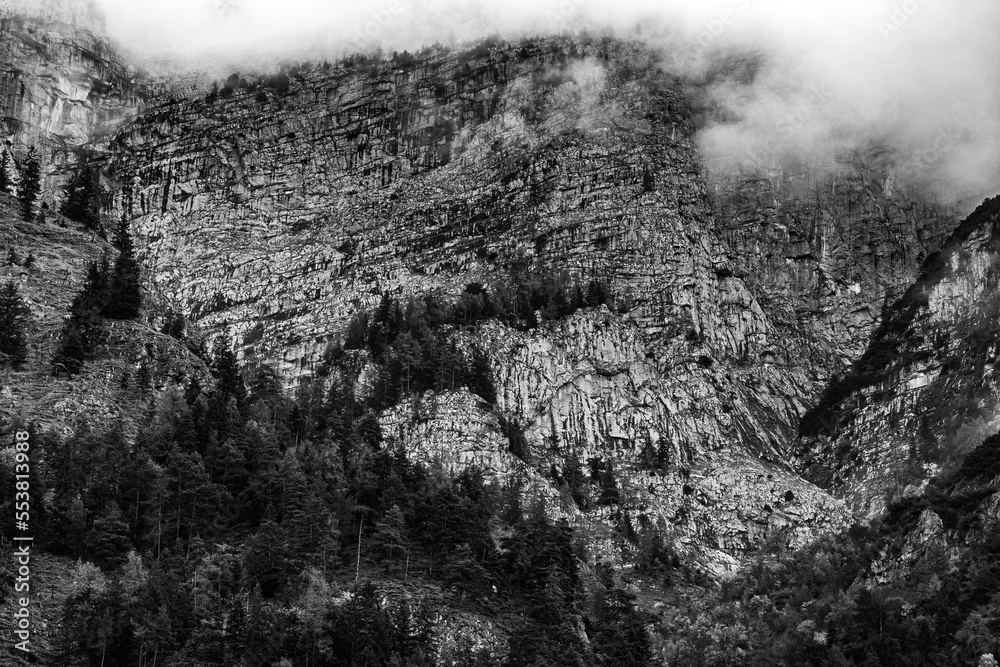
[243,520,291,596]
[507,564,590,667]
[52,258,110,374]
[102,218,142,319]
[135,360,152,395]
[211,333,247,405]
[590,563,654,666]
[17,146,40,222]
[599,459,620,506]
[443,542,489,595]
[86,503,132,570]
[371,504,408,573]
[62,164,102,230]
[0,151,10,195]
[0,280,31,366]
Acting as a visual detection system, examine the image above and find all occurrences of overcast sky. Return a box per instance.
[94,0,1000,208]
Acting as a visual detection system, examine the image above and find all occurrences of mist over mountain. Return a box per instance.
[91,0,1000,210]
[1,0,1000,665]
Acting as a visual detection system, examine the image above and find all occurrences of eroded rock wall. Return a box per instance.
[96,37,860,568]
[0,2,144,198]
[795,197,1000,516]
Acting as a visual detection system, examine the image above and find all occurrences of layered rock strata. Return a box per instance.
[796,197,1000,516]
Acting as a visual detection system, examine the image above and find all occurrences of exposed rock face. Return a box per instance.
[2,1,973,571]
[1,0,106,33]
[482,311,848,572]
[709,168,957,381]
[105,38,824,454]
[0,0,144,197]
[380,308,849,575]
[94,37,866,569]
[795,197,1000,516]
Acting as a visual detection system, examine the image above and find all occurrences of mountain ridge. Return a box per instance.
[0,0,993,603]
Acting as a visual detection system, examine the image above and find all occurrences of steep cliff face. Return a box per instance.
[3,3,972,571]
[707,160,958,385]
[0,0,144,196]
[795,196,1000,516]
[92,36,868,571]
[0,1,196,437]
[106,40,714,354]
[1,0,106,33]
[377,309,847,574]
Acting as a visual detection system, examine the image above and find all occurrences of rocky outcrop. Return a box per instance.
[795,196,1000,516]
[378,308,849,575]
[0,0,145,199]
[1,0,969,571]
[708,163,957,385]
[1,0,106,34]
[104,40,745,356]
[93,37,865,569]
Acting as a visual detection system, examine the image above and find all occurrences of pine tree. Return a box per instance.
[0,280,31,366]
[52,258,110,374]
[507,564,590,667]
[467,345,496,404]
[0,151,10,195]
[590,563,654,667]
[161,310,185,339]
[211,333,247,405]
[586,279,609,307]
[443,542,489,595]
[17,146,41,222]
[135,360,152,395]
[102,218,142,319]
[86,503,132,570]
[62,164,102,231]
[243,520,292,596]
[371,504,408,573]
[599,459,620,506]
[185,375,203,406]
[561,454,587,509]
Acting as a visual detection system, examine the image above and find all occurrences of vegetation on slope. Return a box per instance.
[800,195,1000,438]
[0,259,654,666]
[0,333,653,666]
[648,428,1000,666]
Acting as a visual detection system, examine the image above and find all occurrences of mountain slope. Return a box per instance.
[93,36,861,572]
[796,196,1000,515]
[0,3,974,574]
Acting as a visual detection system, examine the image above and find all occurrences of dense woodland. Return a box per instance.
[4,228,1000,665]
[0,357,653,666]
[4,162,1000,666]
[0,221,654,666]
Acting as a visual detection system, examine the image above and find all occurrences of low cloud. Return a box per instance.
[95,0,1000,208]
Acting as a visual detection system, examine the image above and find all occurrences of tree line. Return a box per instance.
[0,321,653,665]
[0,146,41,222]
[52,217,143,374]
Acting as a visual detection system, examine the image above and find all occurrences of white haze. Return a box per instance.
[96,0,1000,209]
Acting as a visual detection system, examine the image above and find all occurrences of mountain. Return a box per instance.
[0,0,145,173]
[0,1,997,664]
[0,0,962,573]
[94,35,872,575]
[797,195,1000,515]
